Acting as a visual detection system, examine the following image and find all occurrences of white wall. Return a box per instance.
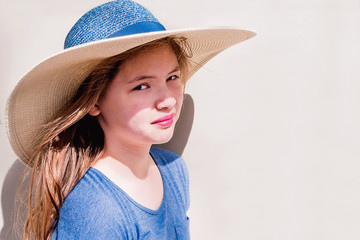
[1,0,359,239]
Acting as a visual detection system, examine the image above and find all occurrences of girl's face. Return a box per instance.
[90,45,184,149]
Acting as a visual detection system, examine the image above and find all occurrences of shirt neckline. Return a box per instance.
[88,148,166,215]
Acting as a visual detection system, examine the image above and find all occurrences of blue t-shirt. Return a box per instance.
[52,146,190,240]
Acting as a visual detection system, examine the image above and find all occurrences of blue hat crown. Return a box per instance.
[64,0,166,49]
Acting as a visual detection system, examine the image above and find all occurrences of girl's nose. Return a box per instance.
[155,88,177,111]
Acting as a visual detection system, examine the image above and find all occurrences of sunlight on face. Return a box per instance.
[93,45,184,150]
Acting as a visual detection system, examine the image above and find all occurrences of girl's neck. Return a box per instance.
[93,141,153,179]
[91,142,164,211]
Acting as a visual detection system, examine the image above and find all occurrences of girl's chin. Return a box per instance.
[151,132,175,145]
[152,136,173,145]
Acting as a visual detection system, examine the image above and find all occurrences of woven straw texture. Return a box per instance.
[65,0,162,48]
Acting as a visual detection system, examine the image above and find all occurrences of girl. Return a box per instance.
[6,0,255,239]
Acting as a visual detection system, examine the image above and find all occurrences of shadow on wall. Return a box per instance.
[0,94,194,240]
[0,159,29,240]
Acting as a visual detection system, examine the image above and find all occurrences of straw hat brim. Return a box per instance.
[6,26,256,164]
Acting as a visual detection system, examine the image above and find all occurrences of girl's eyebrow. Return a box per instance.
[168,66,181,75]
[127,66,180,84]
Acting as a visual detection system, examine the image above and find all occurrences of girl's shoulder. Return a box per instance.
[150,146,185,168]
[53,168,128,239]
[150,146,189,185]
[59,168,122,217]
[150,146,190,211]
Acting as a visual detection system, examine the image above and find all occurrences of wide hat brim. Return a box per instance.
[6,26,256,165]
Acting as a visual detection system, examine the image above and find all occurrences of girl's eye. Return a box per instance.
[167,75,180,81]
[133,84,149,91]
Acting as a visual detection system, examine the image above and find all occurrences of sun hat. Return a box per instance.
[6,0,256,165]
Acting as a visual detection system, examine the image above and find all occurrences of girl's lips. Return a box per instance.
[152,113,175,127]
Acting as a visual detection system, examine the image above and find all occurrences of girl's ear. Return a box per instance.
[89,104,101,116]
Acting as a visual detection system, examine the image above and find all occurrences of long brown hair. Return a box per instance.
[23,37,190,240]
